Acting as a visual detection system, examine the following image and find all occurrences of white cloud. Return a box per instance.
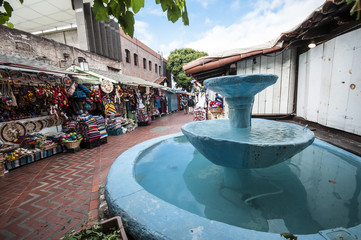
[149,7,165,17]
[205,18,212,24]
[134,20,154,46]
[160,40,184,59]
[186,0,325,55]
[193,0,216,8]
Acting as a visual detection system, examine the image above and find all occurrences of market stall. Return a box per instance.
[69,67,170,130]
[0,58,81,173]
[0,55,187,175]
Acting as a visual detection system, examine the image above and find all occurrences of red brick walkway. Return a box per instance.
[0,112,193,240]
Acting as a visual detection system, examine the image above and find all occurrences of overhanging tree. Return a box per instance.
[167,48,208,91]
[0,0,189,37]
[92,0,189,37]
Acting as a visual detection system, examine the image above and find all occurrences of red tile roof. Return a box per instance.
[153,76,167,84]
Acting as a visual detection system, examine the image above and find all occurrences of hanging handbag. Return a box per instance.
[73,88,86,98]
[67,82,77,96]
[9,84,17,107]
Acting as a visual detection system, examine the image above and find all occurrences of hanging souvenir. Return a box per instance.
[34,120,43,132]
[31,74,41,84]
[62,76,72,87]
[90,87,102,103]
[67,82,77,96]
[48,75,56,84]
[9,84,17,107]
[54,75,62,84]
[0,70,8,80]
[37,72,48,81]
[0,122,26,142]
[0,82,14,106]
[21,74,31,82]
[100,79,113,93]
[9,70,23,80]
[24,121,36,134]
[103,95,117,115]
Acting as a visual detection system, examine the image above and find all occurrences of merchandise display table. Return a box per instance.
[3,144,64,171]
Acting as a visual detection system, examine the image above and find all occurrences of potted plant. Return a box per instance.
[62,216,128,240]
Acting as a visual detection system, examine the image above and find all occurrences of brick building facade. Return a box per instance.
[119,29,171,87]
[2,0,172,87]
[0,25,121,72]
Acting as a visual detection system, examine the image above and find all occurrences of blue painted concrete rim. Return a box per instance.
[105,133,361,240]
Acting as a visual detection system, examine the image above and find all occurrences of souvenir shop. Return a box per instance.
[68,67,171,125]
[0,63,78,175]
[0,63,178,175]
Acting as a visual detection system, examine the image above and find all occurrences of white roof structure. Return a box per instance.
[6,0,84,33]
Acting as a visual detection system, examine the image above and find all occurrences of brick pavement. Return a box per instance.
[0,111,193,240]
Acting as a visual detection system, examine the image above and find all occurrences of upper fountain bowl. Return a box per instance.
[204,74,279,128]
[204,74,278,99]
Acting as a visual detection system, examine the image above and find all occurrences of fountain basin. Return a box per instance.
[105,133,361,240]
[181,119,315,168]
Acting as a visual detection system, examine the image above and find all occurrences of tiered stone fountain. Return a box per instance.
[182,74,315,169]
[105,74,361,240]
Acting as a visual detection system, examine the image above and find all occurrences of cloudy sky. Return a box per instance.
[133,0,325,58]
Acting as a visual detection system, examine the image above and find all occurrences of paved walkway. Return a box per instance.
[0,111,193,240]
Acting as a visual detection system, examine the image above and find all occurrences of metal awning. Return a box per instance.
[68,66,168,89]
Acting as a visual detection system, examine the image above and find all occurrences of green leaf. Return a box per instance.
[124,0,131,8]
[123,10,135,37]
[159,0,169,12]
[131,0,144,14]
[3,1,13,16]
[6,21,13,28]
[182,2,189,25]
[167,3,181,23]
[93,0,109,21]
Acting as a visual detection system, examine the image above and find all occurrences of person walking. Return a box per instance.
[181,95,189,114]
[188,96,195,113]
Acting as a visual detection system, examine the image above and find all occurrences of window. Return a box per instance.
[159,65,161,75]
[149,61,152,71]
[155,64,158,73]
[143,58,146,69]
[125,49,130,63]
[107,66,120,72]
[134,53,138,66]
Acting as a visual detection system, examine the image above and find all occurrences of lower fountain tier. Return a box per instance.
[181,118,315,169]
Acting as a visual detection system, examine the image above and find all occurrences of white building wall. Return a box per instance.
[236,48,297,115]
[297,28,361,135]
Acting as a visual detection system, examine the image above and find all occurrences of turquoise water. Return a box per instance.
[134,136,361,234]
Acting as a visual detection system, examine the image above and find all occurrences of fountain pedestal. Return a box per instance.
[181,74,315,169]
